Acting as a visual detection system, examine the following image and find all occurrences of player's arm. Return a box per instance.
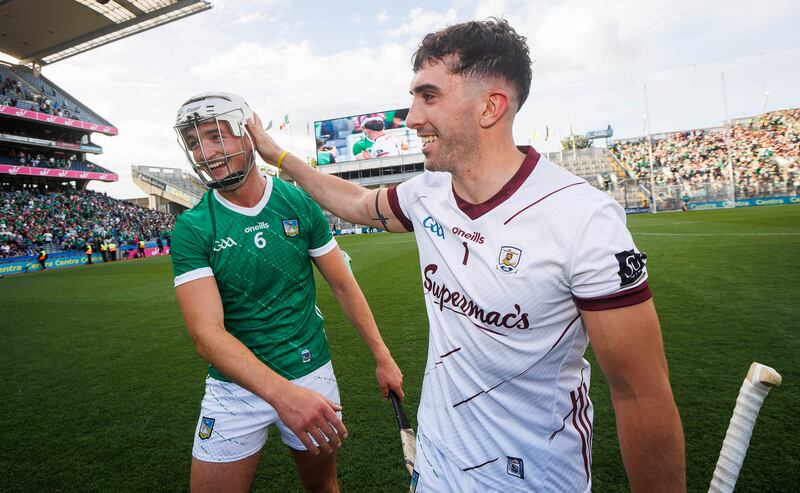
[175,277,347,453]
[582,299,686,492]
[245,114,408,232]
[312,245,405,400]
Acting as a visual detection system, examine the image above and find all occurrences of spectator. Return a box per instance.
[0,187,175,259]
[37,247,47,270]
[611,108,799,200]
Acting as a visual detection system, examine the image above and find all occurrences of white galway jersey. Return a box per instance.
[370,134,404,158]
[387,147,650,492]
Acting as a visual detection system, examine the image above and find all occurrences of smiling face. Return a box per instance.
[406,58,481,173]
[179,119,253,184]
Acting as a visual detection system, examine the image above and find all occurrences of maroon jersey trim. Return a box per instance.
[573,281,652,311]
[386,186,414,232]
[504,181,586,225]
[452,146,541,220]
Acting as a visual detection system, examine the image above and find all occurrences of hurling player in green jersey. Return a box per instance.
[172,92,404,493]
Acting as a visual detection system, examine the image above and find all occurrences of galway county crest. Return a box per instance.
[497,246,522,274]
[198,417,215,440]
[282,219,300,237]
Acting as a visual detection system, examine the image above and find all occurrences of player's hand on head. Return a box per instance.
[272,384,348,455]
[376,356,404,400]
[245,112,283,165]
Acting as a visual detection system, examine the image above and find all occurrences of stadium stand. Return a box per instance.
[317,108,798,221]
[0,148,113,174]
[611,108,800,206]
[131,165,204,213]
[0,0,212,269]
[0,187,174,258]
[0,63,112,126]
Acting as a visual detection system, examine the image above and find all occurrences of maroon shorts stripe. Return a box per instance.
[574,281,652,311]
[386,187,414,232]
[571,391,591,482]
[582,382,593,453]
[576,386,593,477]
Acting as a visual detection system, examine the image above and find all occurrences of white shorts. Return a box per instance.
[192,361,341,462]
[410,430,503,493]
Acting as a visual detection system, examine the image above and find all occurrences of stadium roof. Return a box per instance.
[0,0,212,65]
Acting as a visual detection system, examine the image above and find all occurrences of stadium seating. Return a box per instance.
[0,187,174,258]
[0,63,112,126]
[611,108,800,200]
[161,171,206,199]
[0,153,113,174]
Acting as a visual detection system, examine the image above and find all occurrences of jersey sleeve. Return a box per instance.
[569,201,651,311]
[386,179,417,232]
[352,139,368,157]
[303,192,336,257]
[171,215,213,287]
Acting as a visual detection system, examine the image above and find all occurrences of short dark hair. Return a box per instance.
[362,117,385,132]
[412,18,532,111]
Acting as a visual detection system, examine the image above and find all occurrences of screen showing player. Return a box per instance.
[314,108,422,164]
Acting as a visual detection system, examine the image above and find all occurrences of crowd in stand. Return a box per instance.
[1,71,79,119]
[611,108,800,200]
[0,187,174,258]
[0,146,90,170]
[1,77,30,106]
[0,124,87,145]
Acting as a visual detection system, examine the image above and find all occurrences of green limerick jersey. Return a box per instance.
[352,136,373,158]
[171,176,336,382]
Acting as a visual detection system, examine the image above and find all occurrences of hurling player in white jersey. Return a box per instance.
[245,19,685,493]
[370,133,404,158]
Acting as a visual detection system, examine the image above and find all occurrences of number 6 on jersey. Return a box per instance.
[254,231,267,249]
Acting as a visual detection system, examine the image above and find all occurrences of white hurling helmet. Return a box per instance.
[174,92,256,191]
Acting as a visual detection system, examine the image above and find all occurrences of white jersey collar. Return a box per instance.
[212,174,273,217]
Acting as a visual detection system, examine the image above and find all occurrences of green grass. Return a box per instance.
[1,204,798,492]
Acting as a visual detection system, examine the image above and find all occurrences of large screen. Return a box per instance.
[314,108,422,165]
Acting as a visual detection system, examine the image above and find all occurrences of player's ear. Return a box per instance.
[478,89,510,129]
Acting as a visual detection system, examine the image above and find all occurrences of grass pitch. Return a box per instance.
[1,204,798,492]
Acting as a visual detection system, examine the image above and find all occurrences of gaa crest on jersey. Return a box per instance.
[282,219,300,237]
[615,249,647,287]
[198,416,215,440]
[506,456,524,479]
[422,216,445,239]
[497,246,522,274]
[213,237,238,252]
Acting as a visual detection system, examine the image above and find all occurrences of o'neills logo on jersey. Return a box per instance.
[244,221,270,233]
[423,264,530,330]
[451,226,485,244]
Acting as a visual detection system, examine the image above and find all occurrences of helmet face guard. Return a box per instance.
[174,93,256,191]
